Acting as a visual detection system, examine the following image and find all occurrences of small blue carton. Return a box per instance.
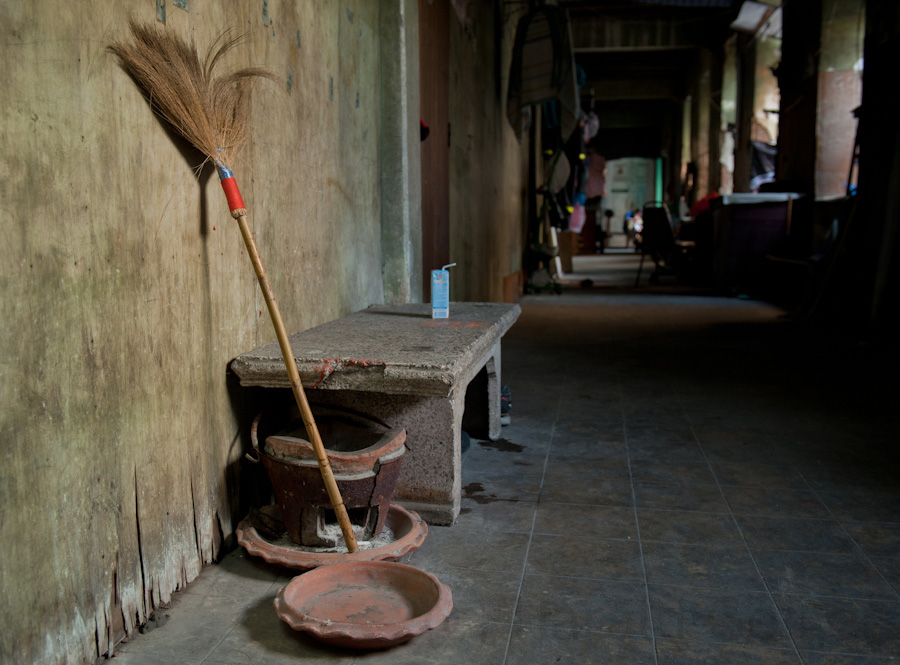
[431,263,456,319]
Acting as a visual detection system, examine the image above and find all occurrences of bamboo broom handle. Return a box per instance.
[233,211,360,553]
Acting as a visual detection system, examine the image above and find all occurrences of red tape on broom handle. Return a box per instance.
[216,164,246,215]
[221,177,245,212]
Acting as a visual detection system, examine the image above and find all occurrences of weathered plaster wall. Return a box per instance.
[0,2,389,663]
[448,3,529,303]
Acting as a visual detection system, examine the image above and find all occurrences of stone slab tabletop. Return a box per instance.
[231,302,521,398]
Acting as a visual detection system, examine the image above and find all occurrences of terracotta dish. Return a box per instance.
[236,503,427,570]
[274,561,452,649]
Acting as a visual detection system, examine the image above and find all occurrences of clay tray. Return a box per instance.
[275,561,452,650]
[236,503,427,570]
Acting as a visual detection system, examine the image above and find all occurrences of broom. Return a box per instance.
[111,19,360,552]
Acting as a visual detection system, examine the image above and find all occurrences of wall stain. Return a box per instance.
[326,177,352,205]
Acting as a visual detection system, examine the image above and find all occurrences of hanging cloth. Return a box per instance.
[507,6,580,142]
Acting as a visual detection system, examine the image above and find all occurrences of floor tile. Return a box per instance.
[628,459,718,486]
[869,556,900,594]
[464,437,549,469]
[754,550,897,599]
[454,497,537,534]
[648,585,792,647]
[775,594,900,657]
[700,440,792,465]
[643,542,766,590]
[800,652,900,664]
[625,425,697,445]
[515,574,650,635]
[403,567,520,624]
[485,411,557,437]
[721,486,830,518]
[113,591,256,663]
[628,437,707,462]
[350,617,510,665]
[799,463,900,495]
[548,438,628,458]
[459,472,543,503]
[633,481,730,513]
[623,409,692,428]
[554,419,624,441]
[540,476,634,507]
[655,639,799,664]
[526,532,643,580]
[544,455,631,484]
[736,515,857,553]
[200,594,355,664]
[691,426,775,449]
[407,526,529,574]
[557,395,623,416]
[110,651,199,665]
[841,522,900,557]
[181,550,282,599]
[816,490,900,523]
[533,502,637,539]
[638,509,743,545]
[506,625,656,664]
[709,461,807,489]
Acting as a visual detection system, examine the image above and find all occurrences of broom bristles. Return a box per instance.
[110,19,275,170]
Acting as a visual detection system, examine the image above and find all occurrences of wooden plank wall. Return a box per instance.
[0,2,383,662]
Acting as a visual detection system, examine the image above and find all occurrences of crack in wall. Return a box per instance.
[133,466,148,621]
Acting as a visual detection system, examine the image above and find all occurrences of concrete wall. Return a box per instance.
[0,2,412,662]
[448,2,529,303]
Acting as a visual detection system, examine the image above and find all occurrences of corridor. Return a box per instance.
[113,282,900,664]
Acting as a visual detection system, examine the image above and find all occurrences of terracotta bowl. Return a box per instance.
[274,561,453,650]
[236,503,428,570]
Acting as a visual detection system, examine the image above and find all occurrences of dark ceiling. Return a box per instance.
[556,0,746,158]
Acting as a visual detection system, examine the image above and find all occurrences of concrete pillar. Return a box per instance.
[690,49,716,199]
[708,47,724,195]
[380,0,423,304]
[856,0,900,336]
[733,34,755,193]
[720,35,738,195]
[681,95,694,208]
[776,0,821,193]
[815,0,864,199]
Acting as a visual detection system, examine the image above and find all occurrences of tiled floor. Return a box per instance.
[113,271,900,664]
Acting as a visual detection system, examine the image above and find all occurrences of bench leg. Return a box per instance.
[462,342,502,441]
[309,389,464,526]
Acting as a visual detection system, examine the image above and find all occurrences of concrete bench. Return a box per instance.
[231,302,521,525]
